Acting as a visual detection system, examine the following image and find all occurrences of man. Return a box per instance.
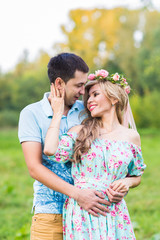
[18,53,126,240]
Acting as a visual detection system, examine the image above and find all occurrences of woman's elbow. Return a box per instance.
[138,176,141,185]
[44,146,55,156]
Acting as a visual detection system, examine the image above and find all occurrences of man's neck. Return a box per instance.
[63,105,72,116]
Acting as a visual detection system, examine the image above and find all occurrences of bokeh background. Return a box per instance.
[0,0,160,239]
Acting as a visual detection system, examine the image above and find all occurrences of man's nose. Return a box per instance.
[79,86,85,95]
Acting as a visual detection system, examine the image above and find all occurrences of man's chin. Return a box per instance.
[72,99,77,105]
[73,97,79,102]
[67,100,76,108]
[67,98,79,107]
[75,97,80,101]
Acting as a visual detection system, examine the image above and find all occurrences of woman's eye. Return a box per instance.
[94,93,99,97]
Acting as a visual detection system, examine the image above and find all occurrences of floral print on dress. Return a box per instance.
[49,132,146,240]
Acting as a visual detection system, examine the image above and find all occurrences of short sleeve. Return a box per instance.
[18,108,41,143]
[49,132,77,163]
[128,145,146,176]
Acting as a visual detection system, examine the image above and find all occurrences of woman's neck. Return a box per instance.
[100,111,120,133]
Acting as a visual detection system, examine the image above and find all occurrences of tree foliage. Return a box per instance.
[0,51,50,112]
[55,8,160,93]
[0,7,160,128]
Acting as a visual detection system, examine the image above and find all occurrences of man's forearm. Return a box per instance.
[29,163,80,199]
[29,163,111,216]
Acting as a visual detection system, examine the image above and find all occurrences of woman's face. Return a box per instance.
[87,83,112,118]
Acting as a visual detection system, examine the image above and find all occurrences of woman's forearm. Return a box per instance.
[44,115,61,155]
[109,176,141,193]
[44,83,64,156]
[125,176,141,188]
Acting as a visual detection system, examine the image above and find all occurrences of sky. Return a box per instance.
[0,0,159,72]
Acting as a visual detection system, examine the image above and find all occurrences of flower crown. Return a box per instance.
[88,69,131,94]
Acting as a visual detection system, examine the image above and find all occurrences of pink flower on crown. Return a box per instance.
[87,69,131,95]
[95,69,109,78]
[124,85,131,94]
[113,73,120,81]
[88,74,95,80]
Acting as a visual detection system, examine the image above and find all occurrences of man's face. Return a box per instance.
[64,70,88,107]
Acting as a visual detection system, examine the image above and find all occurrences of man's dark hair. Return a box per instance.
[47,53,89,83]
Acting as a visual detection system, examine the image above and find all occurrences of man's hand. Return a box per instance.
[76,189,111,217]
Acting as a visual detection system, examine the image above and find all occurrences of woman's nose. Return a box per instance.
[87,96,93,104]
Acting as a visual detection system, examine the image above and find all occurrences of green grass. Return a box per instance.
[0,128,160,240]
[126,128,160,240]
[0,128,33,239]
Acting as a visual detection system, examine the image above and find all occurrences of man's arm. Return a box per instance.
[22,141,111,217]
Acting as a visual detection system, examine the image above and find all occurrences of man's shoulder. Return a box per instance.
[18,100,43,142]
[19,100,44,124]
[20,100,42,114]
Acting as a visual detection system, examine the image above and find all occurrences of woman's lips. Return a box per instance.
[89,105,96,111]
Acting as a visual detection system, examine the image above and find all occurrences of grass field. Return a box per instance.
[0,128,160,240]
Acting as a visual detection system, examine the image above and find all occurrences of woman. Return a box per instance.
[44,69,146,240]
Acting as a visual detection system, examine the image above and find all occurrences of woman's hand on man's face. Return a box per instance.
[48,83,65,117]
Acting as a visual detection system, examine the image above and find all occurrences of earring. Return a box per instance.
[112,104,114,106]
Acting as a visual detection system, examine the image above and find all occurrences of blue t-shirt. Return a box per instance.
[18,92,85,214]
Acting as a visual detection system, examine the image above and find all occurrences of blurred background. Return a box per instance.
[0,0,160,239]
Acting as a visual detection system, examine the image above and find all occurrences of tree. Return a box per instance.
[54,8,160,93]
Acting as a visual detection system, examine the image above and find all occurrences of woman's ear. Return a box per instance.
[111,98,118,106]
[55,77,65,89]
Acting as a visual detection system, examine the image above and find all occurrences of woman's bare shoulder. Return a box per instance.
[127,128,141,146]
[68,125,83,134]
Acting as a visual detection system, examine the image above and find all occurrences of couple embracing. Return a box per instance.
[18,53,146,240]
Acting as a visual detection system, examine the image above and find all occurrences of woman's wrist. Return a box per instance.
[124,177,134,188]
[52,114,62,121]
[48,126,60,130]
[49,116,61,128]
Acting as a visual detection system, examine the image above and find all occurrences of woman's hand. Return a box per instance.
[106,176,141,203]
[48,83,65,118]
[109,179,130,193]
[44,83,65,156]
[105,179,130,203]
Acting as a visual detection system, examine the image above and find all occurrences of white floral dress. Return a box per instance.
[49,132,146,240]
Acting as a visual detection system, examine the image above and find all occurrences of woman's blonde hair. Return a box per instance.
[73,80,128,163]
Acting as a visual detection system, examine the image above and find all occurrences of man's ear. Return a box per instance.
[55,77,65,89]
